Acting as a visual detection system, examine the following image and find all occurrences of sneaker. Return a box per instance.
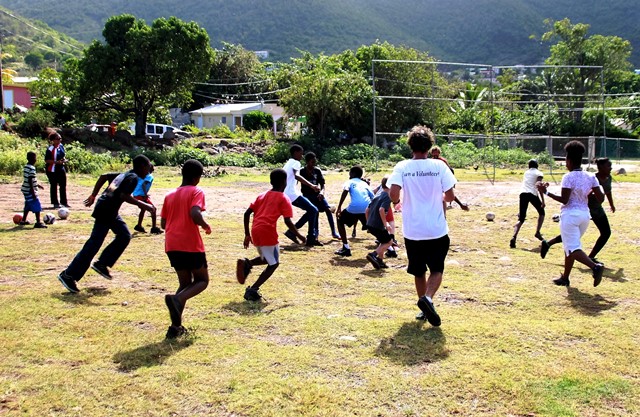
[134,225,146,233]
[53,204,61,209]
[165,294,183,327]
[284,230,299,244]
[18,220,31,226]
[534,232,544,241]
[592,263,604,287]
[165,325,187,339]
[244,286,262,302]
[150,227,163,235]
[236,258,252,284]
[57,270,79,293]
[540,240,550,259]
[351,229,357,238]
[509,238,516,249]
[589,256,599,264]
[331,233,341,239]
[335,246,352,257]
[553,276,570,286]
[417,296,441,327]
[34,222,48,229]
[377,257,389,269]
[305,238,324,247]
[366,252,382,270]
[91,262,112,280]
[415,311,427,321]
[385,249,398,258]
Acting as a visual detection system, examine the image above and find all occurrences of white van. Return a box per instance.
[130,123,192,140]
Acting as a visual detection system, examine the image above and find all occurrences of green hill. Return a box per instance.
[1,0,638,67]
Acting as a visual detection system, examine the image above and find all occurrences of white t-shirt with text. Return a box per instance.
[283,158,302,202]
[387,158,457,240]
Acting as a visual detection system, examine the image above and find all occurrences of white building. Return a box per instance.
[189,102,285,134]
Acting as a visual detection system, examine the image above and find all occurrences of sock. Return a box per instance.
[344,244,350,250]
[425,296,433,303]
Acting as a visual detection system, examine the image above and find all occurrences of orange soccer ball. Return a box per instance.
[13,213,23,224]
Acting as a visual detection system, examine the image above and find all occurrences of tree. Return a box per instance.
[65,14,213,137]
[28,67,75,125]
[24,51,45,70]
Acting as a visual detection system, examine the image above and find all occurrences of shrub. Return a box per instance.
[64,142,127,174]
[211,152,259,167]
[263,141,291,164]
[167,144,214,166]
[243,111,274,131]
[322,144,388,166]
[210,124,235,139]
[15,109,55,138]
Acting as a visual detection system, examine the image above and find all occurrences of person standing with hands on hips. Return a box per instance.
[44,130,69,208]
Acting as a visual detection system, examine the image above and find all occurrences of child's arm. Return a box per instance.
[83,174,111,206]
[283,217,306,244]
[160,217,166,230]
[124,194,156,215]
[378,206,386,222]
[537,175,545,207]
[605,190,615,213]
[335,189,349,216]
[190,205,212,235]
[28,175,37,197]
[294,172,320,192]
[365,206,370,221]
[243,207,253,248]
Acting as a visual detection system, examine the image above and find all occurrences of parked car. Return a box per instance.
[130,123,192,140]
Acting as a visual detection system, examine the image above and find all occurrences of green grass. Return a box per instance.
[1,170,639,416]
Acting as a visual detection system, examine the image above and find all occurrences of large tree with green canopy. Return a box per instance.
[65,14,213,138]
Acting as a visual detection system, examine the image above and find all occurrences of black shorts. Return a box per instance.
[405,235,450,276]
[338,209,367,228]
[368,227,393,244]
[166,251,208,271]
[518,193,545,222]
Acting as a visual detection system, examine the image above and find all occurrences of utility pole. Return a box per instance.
[0,29,11,111]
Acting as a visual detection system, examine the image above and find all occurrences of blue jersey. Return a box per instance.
[133,173,153,197]
[343,178,374,214]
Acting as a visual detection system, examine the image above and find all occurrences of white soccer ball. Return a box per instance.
[552,213,560,223]
[485,212,496,221]
[43,213,56,224]
[58,208,70,220]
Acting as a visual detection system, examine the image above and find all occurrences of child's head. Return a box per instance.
[26,151,37,165]
[596,157,612,175]
[290,144,304,160]
[407,125,435,154]
[304,152,317,166]
[48,130,62,144]
[380,175,389,190]
[564,140,585,169]
[182,159,204,185]
[430,146,442,158]
[528,159,539,169]
[349,165,364,179]
[270,168,287,191]
[132,154,152,177]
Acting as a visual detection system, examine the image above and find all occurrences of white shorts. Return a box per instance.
[256,245,280,266]
[560,209,590,256]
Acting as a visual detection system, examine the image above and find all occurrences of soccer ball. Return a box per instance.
[485,212,496,221]
[552,213,560,223]
[58,207,70,220]
[43,213,56,224]
[13,213,22,224]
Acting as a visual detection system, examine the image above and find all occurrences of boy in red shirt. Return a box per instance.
[160,159,212,338]
[236,168,306,301]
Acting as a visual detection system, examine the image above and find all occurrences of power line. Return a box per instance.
[0,9,82,52]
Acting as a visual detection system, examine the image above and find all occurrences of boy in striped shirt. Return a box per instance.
[21,151,47,228]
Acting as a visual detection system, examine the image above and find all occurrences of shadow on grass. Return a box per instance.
[52,286,111,306]
[113,337,194,372]
[376,322,449,365]
[0,226,30,234]
[222,300,270,315]
[608,267,627,283]
[566,287,617,316]
[329,257,369,268]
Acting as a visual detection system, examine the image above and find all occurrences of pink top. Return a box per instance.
[250,190,293,246]
[161,185,207,253]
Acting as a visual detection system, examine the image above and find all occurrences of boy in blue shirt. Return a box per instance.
[133,164,162,234]
[335,165,374,257]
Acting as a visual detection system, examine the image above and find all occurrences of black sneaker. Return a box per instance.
[244,286,262,302]
[34,222,48,229]
[377,257,389,269]
[553,276,570,286]
[236,258,252,284]
[593,263,604,287]
[589,257,599,264]
[351,229,357,238]
[335,246,352,257]
[165,325,187,339]
[385,249,398,258]
[417,296,441,327]
[509,238,516,249]
[415,311,427,321]
[534,232,544,241]
[366,252,382,270]
[165,294,183,327]
[150,227,163,235]
[91,262,112,280]
[284,230,299,244]
[134,225,146,233]
[57,270,79,293]
[540,240,550,259]
[305,237,324,247]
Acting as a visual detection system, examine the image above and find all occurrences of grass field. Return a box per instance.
[1,167,639,416]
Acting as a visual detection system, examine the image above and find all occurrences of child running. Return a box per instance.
[540,157,615,263]
[133,163,162,234]
[510,159,546,248]
[20,151,47,228]
[334,166,374,257]
[537,141,605,287]
[161,159,211,339]
[56,155,155,293]
[365,176,394,269]
[236,168,306,301]
[299,152,340,239]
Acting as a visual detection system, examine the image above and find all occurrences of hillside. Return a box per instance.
[0,0,638,67]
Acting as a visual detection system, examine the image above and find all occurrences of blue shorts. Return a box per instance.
[23,195,42,213]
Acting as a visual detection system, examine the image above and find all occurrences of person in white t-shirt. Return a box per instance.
[282,144,322,246]
[388,126,457,327]
[537,140,605,287]
[510,159,546,249]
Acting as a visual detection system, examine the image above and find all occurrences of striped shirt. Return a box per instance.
[21,164,38,197]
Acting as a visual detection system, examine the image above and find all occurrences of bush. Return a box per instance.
[211,152,259,167]
[263,141,291,164]
[15,109,55,138]
[243,111,274,131]
[167,144,214,166]
[322,144,388,166]
[209,124,235,139]
[64,142,127,174]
